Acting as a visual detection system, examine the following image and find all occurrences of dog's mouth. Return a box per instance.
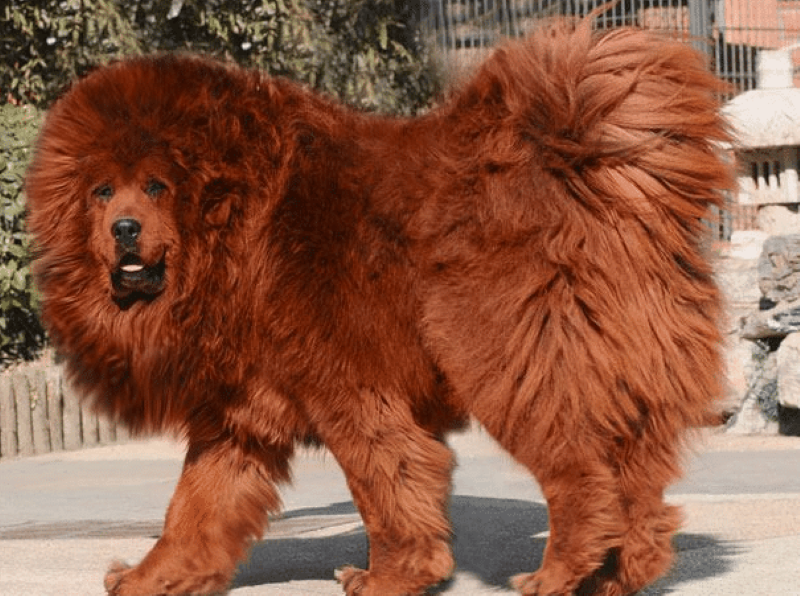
[111,252,167,300]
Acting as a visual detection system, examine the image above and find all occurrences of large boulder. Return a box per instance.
[740,234,800,339]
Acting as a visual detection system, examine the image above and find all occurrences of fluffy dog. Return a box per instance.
[26,16,733,596]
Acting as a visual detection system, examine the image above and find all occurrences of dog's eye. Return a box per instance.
[94,184,113,201]
[146,179,167,197]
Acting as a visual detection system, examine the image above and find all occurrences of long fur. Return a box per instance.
[26,16,733,596]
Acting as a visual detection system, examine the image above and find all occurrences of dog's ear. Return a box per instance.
[201,178,241,227]
[203,197,233,227]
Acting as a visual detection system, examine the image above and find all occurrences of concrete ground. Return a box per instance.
[1,428,799,595]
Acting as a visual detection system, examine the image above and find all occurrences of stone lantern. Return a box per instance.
[724,46,800,234]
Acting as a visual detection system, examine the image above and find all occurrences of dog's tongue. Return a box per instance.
[122,264,145,273]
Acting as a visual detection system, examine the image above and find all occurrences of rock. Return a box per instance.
[726,341,779,435]
[740,301,800,339]
[728,234,800,434]
[723,334,757,413]
[717,256,762,313]
[776,332,800,408]
[717,231,767,334]
[727,393,779,434]
[758,234,800,303]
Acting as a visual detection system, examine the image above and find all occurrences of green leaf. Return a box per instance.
[11,268,27,291]
[378,21,388,50]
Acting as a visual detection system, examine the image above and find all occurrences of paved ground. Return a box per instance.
[1,428,799,595]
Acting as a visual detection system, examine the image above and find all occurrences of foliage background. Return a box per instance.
[0,0,438,368]
[1,0,437,113]
[0,103,44,366]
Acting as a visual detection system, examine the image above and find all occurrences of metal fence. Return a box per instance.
[421,0,800,238]
[423,0,800,95]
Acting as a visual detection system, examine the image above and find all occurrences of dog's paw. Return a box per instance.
[335,566,369,595]
[104,561,135,595]
[511,569,577,596]
[335,565,423,596]
[103,559,227,596]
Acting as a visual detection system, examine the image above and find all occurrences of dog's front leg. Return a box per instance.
[104,434,292,596]
[312,388,456,596]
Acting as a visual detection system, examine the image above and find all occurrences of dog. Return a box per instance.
[26,15,733,596]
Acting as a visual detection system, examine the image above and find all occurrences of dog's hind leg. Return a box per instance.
[312,388,455,596]
[104,435,292,596]
[490,413,684,596]
[500,435,628,596]
[605,432,685,595]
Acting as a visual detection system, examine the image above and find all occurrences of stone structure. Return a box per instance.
[718,231,777,434]
[724,47,800,236]
[735,234,800,435]
[721,45,800,435]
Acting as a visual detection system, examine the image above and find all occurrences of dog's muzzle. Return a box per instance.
[110,218,166,298]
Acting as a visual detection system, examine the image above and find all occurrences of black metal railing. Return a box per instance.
[421,0,800,239]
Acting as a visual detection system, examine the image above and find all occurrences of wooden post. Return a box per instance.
[61,376,82,451]
[31,368,51,454]
[0,374,16,458]
[98,411,116,444]
[116,422,131,442]
[80,400,99,447]
[46,368,63,452]
[12,373,34,456]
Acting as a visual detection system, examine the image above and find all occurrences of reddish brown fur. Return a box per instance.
[26,17,733,596]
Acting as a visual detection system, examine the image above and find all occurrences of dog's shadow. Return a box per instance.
[232,495,737,594]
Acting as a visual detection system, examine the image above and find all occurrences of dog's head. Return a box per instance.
[26,55,255,313]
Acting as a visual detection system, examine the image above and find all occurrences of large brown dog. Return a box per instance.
[26,16,733,596]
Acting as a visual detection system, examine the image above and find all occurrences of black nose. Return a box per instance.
[112,218,141,246]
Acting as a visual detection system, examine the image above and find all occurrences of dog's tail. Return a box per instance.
[450,17,735,239]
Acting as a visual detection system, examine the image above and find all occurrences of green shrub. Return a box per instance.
[1,0,438,114]
[0,103,45,368]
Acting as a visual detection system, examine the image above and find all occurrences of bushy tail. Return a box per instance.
[436,16,737,435]
[455,16,735,232]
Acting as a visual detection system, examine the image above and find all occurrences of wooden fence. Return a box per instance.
[0,359,129,459]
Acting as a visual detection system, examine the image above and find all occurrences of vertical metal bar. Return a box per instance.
[737,0,745,91]
[479,0,485,48]
[466,0,473,49]
[689,0,711,56]
[715,0,727,83]
[434,0,447,54]
[509,0,518,37]
[742,0,749,90]
[450,0,456,51]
